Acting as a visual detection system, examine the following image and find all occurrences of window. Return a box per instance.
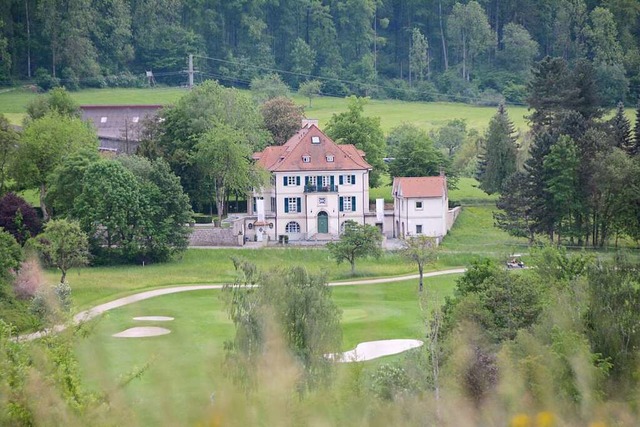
[318,197,326,206]
[288,176,297,186]
[343,197,352,212]
[322,176,330,188]
[270,197,276,212]
[416,225,423,234]
[326,155,334,162]
[307,176,317,186]
[285,197,300,213]
[416,201,423,210]
[311,136,320,144]
[345,175,355,184]
[339,196,357,212]
[285,222,301,233]
[100,116,108,123]
[132,116,139,123]
[302,155,310,163]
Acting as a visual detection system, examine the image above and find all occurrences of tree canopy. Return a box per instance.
[327,220,382,275]
[12,113,98,220]
[325,97,386,187]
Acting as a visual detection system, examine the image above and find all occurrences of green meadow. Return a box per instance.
[0,86,531,132]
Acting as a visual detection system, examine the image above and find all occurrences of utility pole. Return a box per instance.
[187,54,194,89]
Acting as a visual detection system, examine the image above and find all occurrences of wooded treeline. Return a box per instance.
[1,0,639,105]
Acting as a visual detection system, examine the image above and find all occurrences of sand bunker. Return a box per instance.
[133,316,174,321]
[327,339,424,362]
[113,327,171,338]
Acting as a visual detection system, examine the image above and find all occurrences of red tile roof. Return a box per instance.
[253,124,372,172]
[393,176,447,198]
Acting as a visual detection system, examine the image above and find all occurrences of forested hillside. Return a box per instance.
[1,0,639,106]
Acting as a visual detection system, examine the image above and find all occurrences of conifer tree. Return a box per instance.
[478,104,517,194]
[523,130,558,240]
[635,98,640,154]
[609,101,633,153]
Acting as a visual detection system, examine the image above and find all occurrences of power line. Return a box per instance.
[192,53,528,107]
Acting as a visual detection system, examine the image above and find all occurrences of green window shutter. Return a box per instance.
[339,175,343,185]
[284,198,289,213]
[283,176,288,186]
[305,176,309,186]
[352,196,356,211]
[297,197,301,212]
[317,175,322,187]
[296,176,300,186]
[351,175,356,183]
[339,197,344,212]
[330,176,335,187]
[252,198,257,212]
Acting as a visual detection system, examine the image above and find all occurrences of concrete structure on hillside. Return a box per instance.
[80,105,162,154]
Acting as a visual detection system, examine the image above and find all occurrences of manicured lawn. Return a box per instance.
[54,248,419,309]
[44,178,501,310]
[75,275,459,425]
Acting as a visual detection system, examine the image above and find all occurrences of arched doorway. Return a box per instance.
[317,211,329,233]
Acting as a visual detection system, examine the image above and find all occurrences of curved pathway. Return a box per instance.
[18,268,466,342]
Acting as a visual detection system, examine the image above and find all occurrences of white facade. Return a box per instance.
[392,176,450,240]
[246,124,457,244]
[394,195,448,238]
[251,170,371,241]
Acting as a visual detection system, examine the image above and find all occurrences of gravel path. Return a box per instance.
[17,268,465,342]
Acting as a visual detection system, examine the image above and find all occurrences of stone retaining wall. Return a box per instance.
[189,225,242,247]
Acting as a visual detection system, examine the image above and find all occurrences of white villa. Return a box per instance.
[241,121,460,244]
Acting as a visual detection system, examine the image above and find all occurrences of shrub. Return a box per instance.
[82,75,107,89]
[368,363,418,400]
[105,72,144,88]
[60,68,80,91]
[193,214,213,224]
[12,257,45,300]
[0,193,41,245]
[34,68,60,91]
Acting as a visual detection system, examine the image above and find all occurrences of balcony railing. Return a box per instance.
[304,184,338,193]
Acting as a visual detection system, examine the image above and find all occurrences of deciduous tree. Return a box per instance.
[12,113,97,220]
[298,80,322,108]
[0,192,41,245]
[0,114,18,195]
[224,261,342,391]
[410,28,429,83]
[195,125,262,224]
[25,87,80,121]
[153,80,270,210]
[325,97,386,187]
[400,235,438,292]
[250,73,290,104]
[432,118,467,158]
[260,97,304,145]
[497,23,539,77]
[387,124,453,185]
[33,219,89,283]
[447,1,495,82]
[327,220,382,275]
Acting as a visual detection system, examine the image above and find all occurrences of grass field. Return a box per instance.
[0,86,531,133]
[36,177,509,309]
[75,275,458,425]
